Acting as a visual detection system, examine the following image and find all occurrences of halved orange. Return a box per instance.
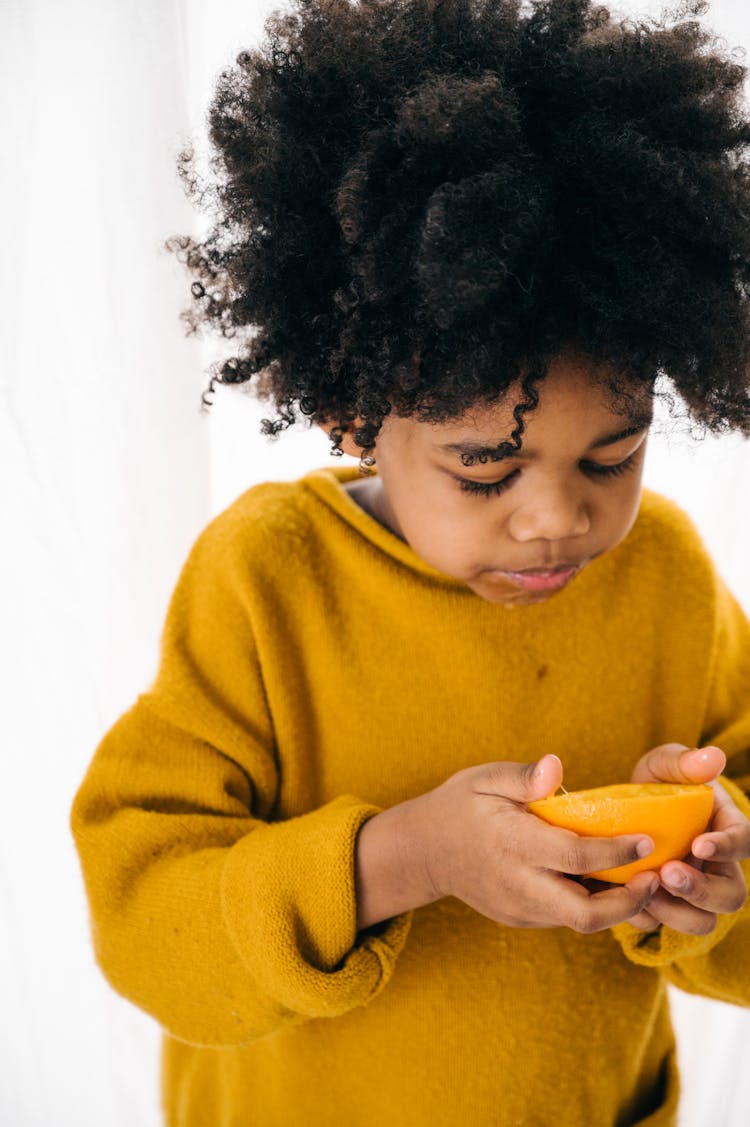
[527,782,715,883]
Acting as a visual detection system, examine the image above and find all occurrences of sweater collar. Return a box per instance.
[300,465,471,590]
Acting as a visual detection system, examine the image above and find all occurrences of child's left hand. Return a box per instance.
[624,743,750,935]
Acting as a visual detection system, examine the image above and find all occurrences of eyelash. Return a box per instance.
[456,450,640,498]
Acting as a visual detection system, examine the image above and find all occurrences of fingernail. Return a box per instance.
[696,840,716,859]
[683,747,713,767]
[663,869,687,890]
[533,754,560,781]
[636,838,654,858]
[649,877,660,896]
[686,746,724,768]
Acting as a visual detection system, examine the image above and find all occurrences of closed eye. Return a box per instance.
[454,449,640,497]
[580,449,640,480]
[455,469,520,497]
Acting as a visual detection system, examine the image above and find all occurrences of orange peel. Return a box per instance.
[527,782,715,883]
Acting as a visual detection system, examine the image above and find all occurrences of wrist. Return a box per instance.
[354,796,442,932]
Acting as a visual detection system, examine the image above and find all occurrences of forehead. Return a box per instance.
[418,362,652,457]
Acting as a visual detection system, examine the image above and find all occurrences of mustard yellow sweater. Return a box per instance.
[71,465,750,1127]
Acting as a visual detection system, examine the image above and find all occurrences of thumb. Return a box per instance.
[528,754,565,801]
[476,754,564,803]
[630,743,726,785]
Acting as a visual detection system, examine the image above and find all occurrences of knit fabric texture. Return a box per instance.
[71,466,750,1127]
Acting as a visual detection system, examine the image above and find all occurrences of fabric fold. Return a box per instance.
[221,795,413,1018]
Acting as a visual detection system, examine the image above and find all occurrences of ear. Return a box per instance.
[317,419,366,459]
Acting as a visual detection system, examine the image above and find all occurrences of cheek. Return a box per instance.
[603,475,645,540]
[400,493,483,571]
[415,509,476,559]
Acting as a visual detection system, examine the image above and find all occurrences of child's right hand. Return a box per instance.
[412,754,659,932]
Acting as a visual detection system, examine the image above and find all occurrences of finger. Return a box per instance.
[629,908,661,931]
[659,859,748,916]
[532,824,655,877]
[692,823,750,863]
[529,754,565,801]
[639,887,719,936]
[557,871,660,934]
[581,875,661,931]
[692,786,750,862]
[631,744,726,785]
[470,754,564,804]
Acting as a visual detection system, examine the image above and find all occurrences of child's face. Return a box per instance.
[336,352,652,606]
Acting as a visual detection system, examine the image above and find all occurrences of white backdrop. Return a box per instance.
[2,2,749,1125]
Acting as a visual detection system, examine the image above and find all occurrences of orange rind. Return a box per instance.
[527,782,715,883]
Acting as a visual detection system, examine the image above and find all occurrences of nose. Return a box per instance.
[507,482,591,543]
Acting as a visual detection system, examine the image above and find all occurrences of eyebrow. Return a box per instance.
[436,414,653,461]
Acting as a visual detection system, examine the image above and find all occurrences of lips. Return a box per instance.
[490,563,583,593]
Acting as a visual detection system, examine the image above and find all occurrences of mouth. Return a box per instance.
[489,563,583,593]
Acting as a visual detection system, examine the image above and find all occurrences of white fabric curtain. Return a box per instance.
[2,2,748,1124]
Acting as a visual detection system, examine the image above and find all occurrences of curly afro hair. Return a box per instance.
[165,0,750,466]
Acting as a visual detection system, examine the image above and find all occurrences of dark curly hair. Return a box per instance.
[165,0,750,468]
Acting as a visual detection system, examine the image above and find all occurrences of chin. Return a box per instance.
[467,582,559,607]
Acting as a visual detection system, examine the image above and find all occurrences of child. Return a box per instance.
[71,1,750,1124]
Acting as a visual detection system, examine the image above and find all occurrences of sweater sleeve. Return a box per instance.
[611,573,750,1004]
[70,503,412,1049]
